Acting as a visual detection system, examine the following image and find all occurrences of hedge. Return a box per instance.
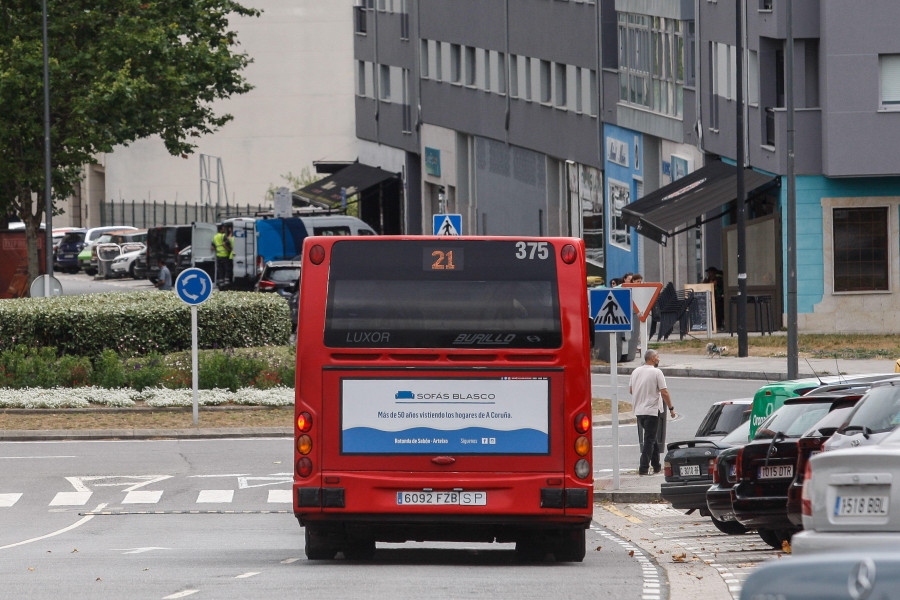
[0,290,291,357]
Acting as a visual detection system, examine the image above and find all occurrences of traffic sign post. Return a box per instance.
[175,268,214,425]
[588,287,632,491]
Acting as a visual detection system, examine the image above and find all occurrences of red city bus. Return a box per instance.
[293,236,593,561]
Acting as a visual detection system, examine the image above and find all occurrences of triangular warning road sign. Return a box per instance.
[594,291,630,326]
[622,282,663,322]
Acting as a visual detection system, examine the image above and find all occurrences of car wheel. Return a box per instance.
[757,528,786,549]
[129,263,136,279]
[711,516,747,535]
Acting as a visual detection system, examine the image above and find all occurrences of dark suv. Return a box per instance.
[732,388,869,549]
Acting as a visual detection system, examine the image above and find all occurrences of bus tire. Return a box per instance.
[515,536,547,562]
[305,527,337,560]
[554,529,586,563]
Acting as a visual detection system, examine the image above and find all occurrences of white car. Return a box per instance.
[823,377,900,451]
[110,244,146,279]
[792,424,900,555]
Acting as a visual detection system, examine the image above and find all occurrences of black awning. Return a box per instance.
[295,162,400,208]
[622,161,776,245]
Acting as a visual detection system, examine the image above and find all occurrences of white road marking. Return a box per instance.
[267,490,292,503]
[123,490,164,504]
[162,591,199,599]
[197,489,234,503]
[0,455,77,459]
[116,547,171,554]
[238,475,292,489]
[50,491,92,506]
[235,572,260,579]
[280,557,301,564]
[0,503,107,550]
[0,493,23,507]
[66,475,172,493]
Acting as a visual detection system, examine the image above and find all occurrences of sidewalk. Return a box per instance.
[591,349,898,504]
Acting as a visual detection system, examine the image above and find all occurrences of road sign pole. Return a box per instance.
[191,305,199,426]
[610,336,619,490]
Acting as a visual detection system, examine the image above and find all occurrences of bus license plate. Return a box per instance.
[679,465,701,477]
[758,465,793,479]
[834,496,889,517]
[396,491,487,506]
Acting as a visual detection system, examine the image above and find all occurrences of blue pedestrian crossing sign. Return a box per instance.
[433,214,462,236]
[589,288,632,332]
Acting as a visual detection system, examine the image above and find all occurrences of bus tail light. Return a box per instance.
[574,413,590,434]
[297,435,313,455]
[297,412,312,432]
[574,436,590,457]
[296,457,313,478]
[574,459,590,479]
[309,244,325,265]
[560,244,577,264]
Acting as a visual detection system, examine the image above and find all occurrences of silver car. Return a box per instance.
[824,377,900,451]
[793,425,900,554]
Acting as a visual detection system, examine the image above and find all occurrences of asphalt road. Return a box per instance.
[0,438,650,600]
[591,374,761,477]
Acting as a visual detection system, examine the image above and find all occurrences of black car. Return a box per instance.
[706,443,745,532]
[254,260,302,295]
[661,399,751,532]
[732,388,869,549]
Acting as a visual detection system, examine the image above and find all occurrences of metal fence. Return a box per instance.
[100,200,272,228]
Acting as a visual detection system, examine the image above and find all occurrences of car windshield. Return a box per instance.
[754,401,832,439]
[721,419,752,444]
[842,384,900,434]
[802,406,855,437]
[264,267,302,283]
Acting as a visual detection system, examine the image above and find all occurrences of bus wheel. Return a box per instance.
[305,527,337,560]
[515,536,547,562]
[553,529,586,562]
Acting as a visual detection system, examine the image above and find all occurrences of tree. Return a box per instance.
[0,0,260,287]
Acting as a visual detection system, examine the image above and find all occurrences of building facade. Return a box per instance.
[357,0,900,333]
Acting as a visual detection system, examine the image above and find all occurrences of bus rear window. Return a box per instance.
[323,239,562,349]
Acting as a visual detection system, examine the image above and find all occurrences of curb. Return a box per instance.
[593,364,786,381]
[593,490,663,503]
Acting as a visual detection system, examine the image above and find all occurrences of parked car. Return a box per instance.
[83,229,145,275]
[109,243,147,279]
[254,260,302,295]
[661,399,752,530]
[53,229,87,273]
[823,377,900,452]
[705,435,748,532]
[732,388,870,549]
[740,550,900,600]
[792,425,900,555]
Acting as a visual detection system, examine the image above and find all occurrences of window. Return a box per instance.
[575,67,583,113]
[523,57,532,101]
[420,41,429,79]
[434,41,443,81]
[357,61,367,96]
[554,63,567,108]
[465,46,476,86]
[540,60,552,103]
[482,49,491,91]
[618,12,689,117]
[880,54,900,107]
[379,64,391,101]
[450,44,461,83]
[495,52,507,95]
[748,50,759,105]
[833,207,889,292]
[509,55,519,97]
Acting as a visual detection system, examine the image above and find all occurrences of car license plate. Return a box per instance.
[758,464,793,479]
[679,465,701,477]
[62,253,74,259]
[396,491,487,506]
[834,496,889,517]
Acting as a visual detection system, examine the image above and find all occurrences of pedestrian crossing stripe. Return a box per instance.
[10,489,295,508]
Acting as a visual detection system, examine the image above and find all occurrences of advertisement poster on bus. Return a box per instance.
[341,378,550,454]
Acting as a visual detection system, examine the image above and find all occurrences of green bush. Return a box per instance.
[123,352,171,391]
[57,355,93,387]
[92,349,126,388]
[0,290,291,357]
[0,346,60,388]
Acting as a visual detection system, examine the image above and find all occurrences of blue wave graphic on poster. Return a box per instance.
[342,427,549,454]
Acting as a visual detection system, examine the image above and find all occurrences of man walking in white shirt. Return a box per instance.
[629,349,675,475]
